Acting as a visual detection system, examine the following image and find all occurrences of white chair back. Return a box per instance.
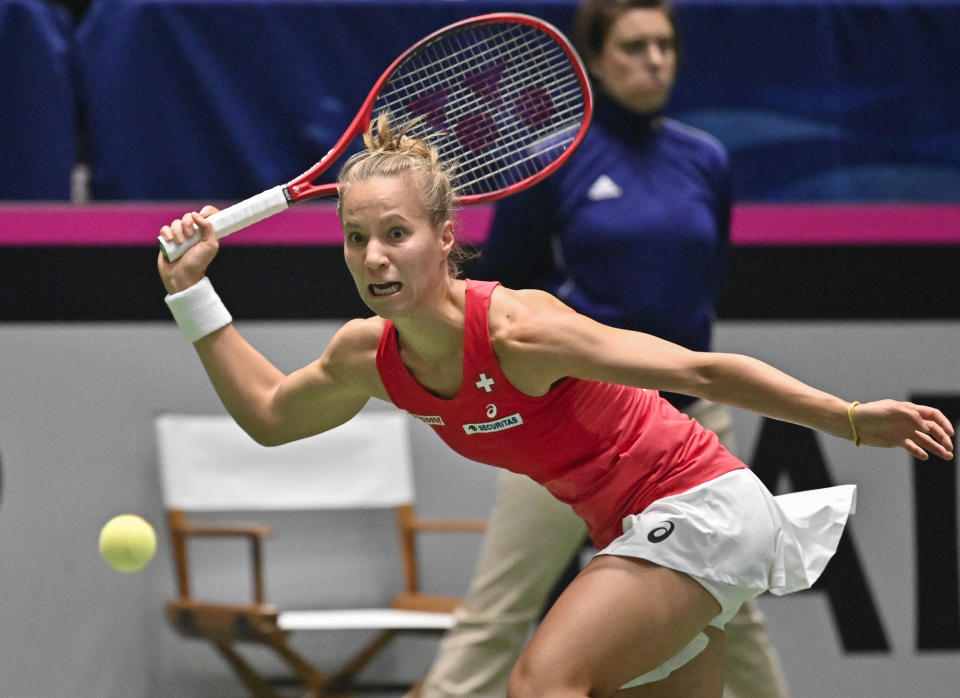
[156,411,414,511]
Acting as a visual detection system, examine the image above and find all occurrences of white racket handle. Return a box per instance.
[158,185,291,262]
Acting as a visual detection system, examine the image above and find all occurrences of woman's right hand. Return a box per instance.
[157,205,221,294]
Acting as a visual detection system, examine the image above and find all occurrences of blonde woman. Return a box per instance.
[158,116,953,696]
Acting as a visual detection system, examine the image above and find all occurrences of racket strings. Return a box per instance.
[373,21,587,196]
[388,27,582,136]
[388,25,553,100]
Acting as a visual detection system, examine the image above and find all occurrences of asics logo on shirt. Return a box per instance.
[587,174,623,201]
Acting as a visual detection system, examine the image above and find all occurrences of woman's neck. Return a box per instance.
[391,277,467,364]
[594,90,662,141]
[389,278,468,399]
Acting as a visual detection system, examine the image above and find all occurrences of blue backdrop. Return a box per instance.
[3,0,958,203]
[0,0,75,200]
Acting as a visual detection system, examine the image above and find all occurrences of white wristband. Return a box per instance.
[164,276,233,343]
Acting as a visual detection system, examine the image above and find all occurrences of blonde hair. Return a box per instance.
[337,113,473,276]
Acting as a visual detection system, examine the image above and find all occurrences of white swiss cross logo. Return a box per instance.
[475,373,495,392]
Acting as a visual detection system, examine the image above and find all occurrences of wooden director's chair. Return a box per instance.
[155,411,486,697]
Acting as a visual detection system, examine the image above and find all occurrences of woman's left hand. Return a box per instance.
[852,399,954,460]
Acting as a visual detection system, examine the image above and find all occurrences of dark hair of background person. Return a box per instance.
[572,0,684,68]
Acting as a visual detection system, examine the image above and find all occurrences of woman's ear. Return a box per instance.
[440,220,455,253]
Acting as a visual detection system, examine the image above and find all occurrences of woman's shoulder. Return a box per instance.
[490,284,566,313]
[485,286,578,393]
[318,316,389,397]
[488,286,574,345]
[325,316,387,361]
[660,117,726,150]
[659,118,728,164]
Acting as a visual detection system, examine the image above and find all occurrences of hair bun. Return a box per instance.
[366,113,433,160]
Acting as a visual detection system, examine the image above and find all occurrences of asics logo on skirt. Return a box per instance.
[647,521,675,543]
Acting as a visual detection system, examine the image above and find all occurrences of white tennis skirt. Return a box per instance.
[595,468,857,687]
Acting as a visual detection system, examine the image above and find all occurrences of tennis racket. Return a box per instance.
[159,12,592,261]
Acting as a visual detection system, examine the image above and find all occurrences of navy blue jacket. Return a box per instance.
[482,94,731,364]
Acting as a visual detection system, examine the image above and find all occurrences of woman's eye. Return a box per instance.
[347,232,364,244]
[389,228,406,240]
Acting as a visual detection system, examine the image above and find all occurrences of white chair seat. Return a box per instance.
[278,608,456,631]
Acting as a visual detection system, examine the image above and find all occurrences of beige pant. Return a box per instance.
[419,400,790,698]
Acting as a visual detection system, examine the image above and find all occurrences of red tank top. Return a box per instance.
[376,279,743,547]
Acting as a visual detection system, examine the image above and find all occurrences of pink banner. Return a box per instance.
[0,202,494,247]
[731,204,960,246]
[1,202,959,247]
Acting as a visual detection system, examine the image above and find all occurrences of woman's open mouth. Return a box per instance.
[370,282,402,297]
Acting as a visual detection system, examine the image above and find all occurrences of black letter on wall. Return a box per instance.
[911,393,960,650]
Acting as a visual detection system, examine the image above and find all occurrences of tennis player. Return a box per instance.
[157,115,954,696]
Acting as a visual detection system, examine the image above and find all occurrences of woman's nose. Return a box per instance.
[364,239,389,268]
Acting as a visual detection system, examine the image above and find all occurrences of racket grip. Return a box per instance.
[158,185,291,262]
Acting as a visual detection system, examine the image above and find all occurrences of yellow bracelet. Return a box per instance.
[847,401,861,447]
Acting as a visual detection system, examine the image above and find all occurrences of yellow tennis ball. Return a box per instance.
[99,514,157,573]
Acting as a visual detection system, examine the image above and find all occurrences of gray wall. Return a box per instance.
[1,320,958,696]
[0,321,497,697]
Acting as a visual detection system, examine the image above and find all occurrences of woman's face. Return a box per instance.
[589,8,678,114]
[341,174,454,318]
